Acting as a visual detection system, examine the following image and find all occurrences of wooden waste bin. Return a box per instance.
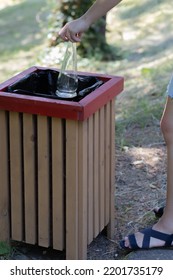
[0,66,123,259]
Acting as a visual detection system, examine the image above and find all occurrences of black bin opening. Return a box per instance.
[6,69,104,101]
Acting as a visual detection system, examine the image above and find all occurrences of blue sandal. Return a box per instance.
[120,227,173,250]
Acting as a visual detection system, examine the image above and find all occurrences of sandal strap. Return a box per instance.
[122,228,173,250]
[141,227,173,248]
[165,234,173,246]
[128,233,140,249]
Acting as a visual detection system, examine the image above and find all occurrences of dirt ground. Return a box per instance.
[87,119,167,260]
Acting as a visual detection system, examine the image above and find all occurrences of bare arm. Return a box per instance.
[59,0,122,42]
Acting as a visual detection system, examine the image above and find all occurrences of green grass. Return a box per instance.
[0,0,47,82]
[0,1,43,53]
[0,242,11,259]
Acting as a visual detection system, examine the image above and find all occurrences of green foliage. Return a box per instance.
[116,94,164,149]
[0,242,11,258]
[47,0,120,60]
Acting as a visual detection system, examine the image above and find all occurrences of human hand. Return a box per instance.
[58,17,90,42]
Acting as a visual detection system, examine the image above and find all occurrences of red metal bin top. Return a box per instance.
[0,66,124,121]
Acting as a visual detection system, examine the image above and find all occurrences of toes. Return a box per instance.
[124,236,131,248]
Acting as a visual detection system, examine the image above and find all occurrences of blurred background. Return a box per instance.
[1,0,173,124]
[0,0,173,258]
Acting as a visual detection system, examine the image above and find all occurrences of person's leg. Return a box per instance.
[122,97,173,249]
[159,97,173,225]
[153,96,173,218]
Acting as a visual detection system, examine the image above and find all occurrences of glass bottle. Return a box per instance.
[56,42,78,98]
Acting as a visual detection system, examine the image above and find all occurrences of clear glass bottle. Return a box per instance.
[56,42,78,98]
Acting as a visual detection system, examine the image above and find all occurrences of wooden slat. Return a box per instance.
[37,115,50,247]
[52,118,64,250]
[99,107,105,231]
[9,112,23,241]
[87,116,94,244]
[66,120,79,259]
[0,111,10,242]
[93,111,99,238]
[23,113,37,244]
[107,98,115,239]
[78,120,88,259]
[105,102,111,225]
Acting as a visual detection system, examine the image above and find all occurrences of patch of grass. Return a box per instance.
[0,0,45,54]
[119,0,163,20]
[0,242,11,259]
[115,90,165,148]
[0,0,47,83]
